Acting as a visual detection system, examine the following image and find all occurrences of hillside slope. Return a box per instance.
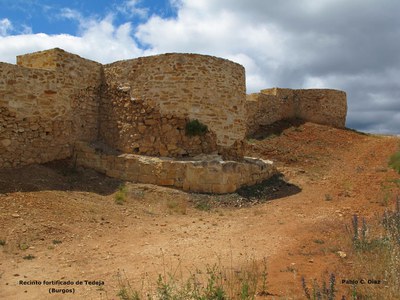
[0,121,399,299]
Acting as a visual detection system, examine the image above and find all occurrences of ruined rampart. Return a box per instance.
[0,49,101,167]
[0,48,347,193]
[246,87,347,135]
[100,54,246,156]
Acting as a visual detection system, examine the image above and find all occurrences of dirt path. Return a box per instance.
[1,123,399,299]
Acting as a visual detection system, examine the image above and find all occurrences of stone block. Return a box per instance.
[158,178,175,186]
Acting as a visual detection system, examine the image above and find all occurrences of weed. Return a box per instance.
[350,214,390,252]
[313,239,325,245]
[266,133,278,139]
[301,276,311,299]
[281,265,296,273]
[301,273,336,300]
[116,270,141,300]
[52,240,62,245]
[115,184,128,205]
[257,258,269,296]
[116,257,269,300]
[388,149,400,173]
[325,194,333,201]
[247,139,257,145]
[23,254,35,260]
[382,189,391,206]
[382,196,400,246]
[185,119,208,137]
[19,243,29,251]
[344,195,400,298]
[0,240,5,246]
[195,200,212,212]
[166,199,187,215]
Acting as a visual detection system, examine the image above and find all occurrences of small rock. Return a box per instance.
[337,251,347,258]
[118,85,130,92]
[12,214,20,218]
[1,139,11,147]
[308,259,314,263]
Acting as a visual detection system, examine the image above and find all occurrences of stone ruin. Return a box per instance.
[0,48,347,193]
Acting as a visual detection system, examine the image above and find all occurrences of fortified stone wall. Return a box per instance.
[246,87,347,135]
[0,48,101,167]
[99,78,218,158]
[1,48,347,173]
[101,54,246,151]
[1,49,247,168]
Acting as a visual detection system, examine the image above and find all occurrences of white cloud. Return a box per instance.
[0,18,12,36]
[0,16,144,64]
[118,0,148,19]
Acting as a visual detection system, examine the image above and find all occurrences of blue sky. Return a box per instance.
[1,0,400,134]
[0,0,177,35]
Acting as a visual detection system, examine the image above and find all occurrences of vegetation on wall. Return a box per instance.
[185,119,208,137]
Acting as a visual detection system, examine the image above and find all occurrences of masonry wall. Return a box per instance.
[99,83,219,157]
[75,141,276,194]
[1,48,348,170]
[294,89,347,128]
[0,49,102,168]
[100,53,247,154]
[246,88,347,135]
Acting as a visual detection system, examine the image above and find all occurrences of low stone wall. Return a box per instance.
[74,141,276,194]
[246,88,347,135]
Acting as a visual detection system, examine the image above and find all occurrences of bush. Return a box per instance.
[185,119,208,137]
[389,150,400,174]
[115,184,128,205]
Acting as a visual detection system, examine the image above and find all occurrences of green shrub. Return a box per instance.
[185,119,208,136]
[23,254,35,260]
[115,184,128,205]
[389,150,400,174]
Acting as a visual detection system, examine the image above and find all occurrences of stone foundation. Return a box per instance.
[74,141,276,194]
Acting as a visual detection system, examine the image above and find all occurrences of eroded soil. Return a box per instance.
[1,122,399,299]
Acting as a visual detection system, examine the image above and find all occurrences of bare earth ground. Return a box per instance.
[1,122,399,299]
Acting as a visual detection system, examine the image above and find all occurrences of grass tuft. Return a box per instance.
[389,149,400,174]
[115,184,128,205]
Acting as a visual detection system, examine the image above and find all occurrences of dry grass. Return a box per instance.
[115,255,270,300]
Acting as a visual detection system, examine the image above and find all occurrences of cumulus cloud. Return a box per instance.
[0,15,144,64]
